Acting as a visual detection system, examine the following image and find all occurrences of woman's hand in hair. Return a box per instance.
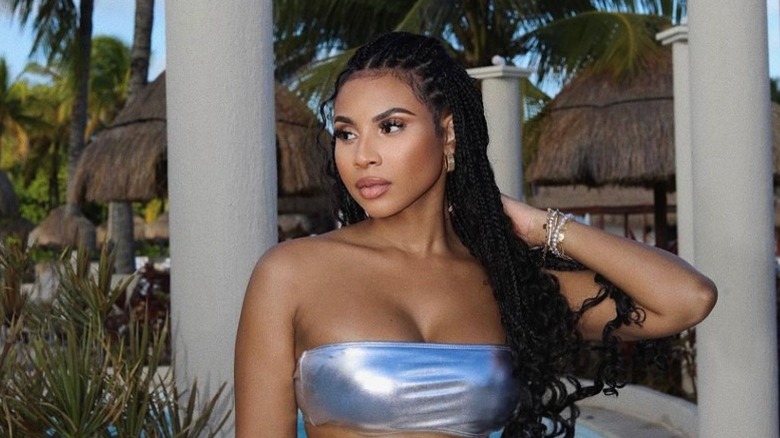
[500,194,547,247]
[500,193,718,341]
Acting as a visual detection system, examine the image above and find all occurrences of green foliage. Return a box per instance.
[771,77,780,104]
[521,10,669,83]
[6,154,67,223]
[137,240,170,259]
[274,0,683,103]
[0,243,229,437]
[0,34,129,226]
[88,35,130,135]
[0,238,29,325]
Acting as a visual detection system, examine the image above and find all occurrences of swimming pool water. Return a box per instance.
[296,411,604,437]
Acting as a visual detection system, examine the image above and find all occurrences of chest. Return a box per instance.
[294,254,506,353]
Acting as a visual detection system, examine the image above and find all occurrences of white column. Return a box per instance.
[467,64,533,200]
[688,1,778,436]
[657,26,697,397]
[657,26,693,264]
[166,0,277,434]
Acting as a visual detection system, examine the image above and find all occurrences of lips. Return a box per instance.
[356,177,391,199]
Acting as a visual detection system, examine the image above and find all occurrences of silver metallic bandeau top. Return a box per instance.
[293,341,520,437]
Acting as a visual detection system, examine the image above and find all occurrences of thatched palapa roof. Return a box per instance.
[275,82,328,196]
[71,72,328,206]
[27,206,96,250]
[526,51,674,187]
[73,72,167,203]
[527,48,780,187]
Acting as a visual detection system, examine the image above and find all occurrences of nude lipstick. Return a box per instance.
[356,177,391,199]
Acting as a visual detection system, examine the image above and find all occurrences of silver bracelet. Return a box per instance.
[544,209,574,260]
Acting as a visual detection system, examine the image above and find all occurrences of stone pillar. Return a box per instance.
[688,1,778,436]
[166,0,277,434]
[657,24,697,398]
[657,26,693,264]
[467,62,533,200]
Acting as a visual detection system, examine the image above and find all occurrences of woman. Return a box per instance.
[234,32,716,438]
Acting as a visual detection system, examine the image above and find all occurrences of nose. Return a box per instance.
[354,136,381,168]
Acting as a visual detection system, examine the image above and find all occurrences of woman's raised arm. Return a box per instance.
[501,195,717,341]
[235,246,300,437]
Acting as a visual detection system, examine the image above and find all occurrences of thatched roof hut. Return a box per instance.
[525,50,675,248]
[527,47,780,186]
[27,206,96,250]
[71,72,329,212]
[275,82,328,196]
[144,211,169,241]
[526,52,674,187]
[95,215,147,247]
[73,72,167,203]
[525,49,780,248]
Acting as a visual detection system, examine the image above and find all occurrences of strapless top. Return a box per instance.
[293,341,519,437]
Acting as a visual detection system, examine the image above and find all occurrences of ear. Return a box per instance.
[441,114,456,154]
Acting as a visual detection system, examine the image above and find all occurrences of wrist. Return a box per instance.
[543,209,575,260]
[524,208,548,246]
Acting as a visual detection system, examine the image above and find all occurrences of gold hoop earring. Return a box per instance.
[445,152,455,173]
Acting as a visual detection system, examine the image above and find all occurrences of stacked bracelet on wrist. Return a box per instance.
[543,208,575,260]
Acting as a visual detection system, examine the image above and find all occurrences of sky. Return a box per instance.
[0,0,167,80]
[0,1,779,84]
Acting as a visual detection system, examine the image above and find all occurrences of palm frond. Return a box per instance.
[3,0,79,63]
[522,11,669,84]
[274,0,414,82]
[293,49,356,108]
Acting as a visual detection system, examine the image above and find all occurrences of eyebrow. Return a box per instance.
[333,107,417,125]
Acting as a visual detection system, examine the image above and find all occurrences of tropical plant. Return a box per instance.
[274,0,685,104]
[3,35,130,224]
[108,0,156,275]
[6,78,70,218]
[87,35,131,136]
[771,77,780,104]
[0,58,34,167]
[0,241,229,437]
[2,0,94,213]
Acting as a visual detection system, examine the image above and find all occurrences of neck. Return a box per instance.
[362,201,458,256]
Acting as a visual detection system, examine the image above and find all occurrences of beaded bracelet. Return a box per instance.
[543,208,574,260]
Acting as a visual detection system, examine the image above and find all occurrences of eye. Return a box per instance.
[333,128,356,142]
[379,119,404,134]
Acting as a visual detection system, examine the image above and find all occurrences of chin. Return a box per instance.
[358,203,402,219]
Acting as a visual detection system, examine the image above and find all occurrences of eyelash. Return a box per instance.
[333,129,355,141]
[379,119,404,134]
[333,118,405,141]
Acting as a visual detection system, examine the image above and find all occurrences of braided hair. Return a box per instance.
[319,32,644,437]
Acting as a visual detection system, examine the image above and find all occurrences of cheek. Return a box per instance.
[408,138,445,174]
[333,146,350,181]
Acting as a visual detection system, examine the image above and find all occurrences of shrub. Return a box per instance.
[0,240,228,437]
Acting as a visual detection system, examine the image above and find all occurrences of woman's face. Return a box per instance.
[333,72,454,219]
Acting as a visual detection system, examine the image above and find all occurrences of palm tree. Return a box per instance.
[13,75,71,215]
[0,58,34,166]
[12,35,130,222]
[87,35,130,136]
[274,0,684,103]
[108,0,155,274]
[2,0,94,216]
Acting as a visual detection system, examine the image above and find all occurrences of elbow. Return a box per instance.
[685,275,718,327]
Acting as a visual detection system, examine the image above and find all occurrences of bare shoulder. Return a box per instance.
[257,230,354,271]
[247,230,357,297]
